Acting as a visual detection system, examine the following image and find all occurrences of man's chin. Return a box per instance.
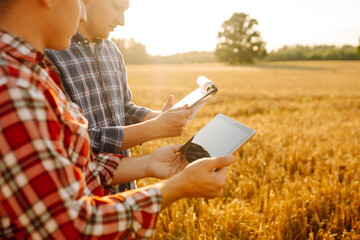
[95,32,111,40]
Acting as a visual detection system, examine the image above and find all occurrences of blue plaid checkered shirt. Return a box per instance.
[45,32,151,191]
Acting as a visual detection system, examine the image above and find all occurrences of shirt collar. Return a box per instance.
[0,30,43,64]
[72,32,103,46]
[0,30,64,91]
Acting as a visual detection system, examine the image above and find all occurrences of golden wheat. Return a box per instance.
[127,61,360,240]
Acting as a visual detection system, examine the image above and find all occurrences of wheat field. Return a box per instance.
[126,61,360,239]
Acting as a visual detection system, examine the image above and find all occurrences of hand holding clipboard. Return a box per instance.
[172,76,218,125]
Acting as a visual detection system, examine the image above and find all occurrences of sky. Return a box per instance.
[110,0,360,56]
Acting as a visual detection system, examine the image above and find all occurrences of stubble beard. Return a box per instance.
[86,17,110,41]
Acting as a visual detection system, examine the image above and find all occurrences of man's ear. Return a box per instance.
[40,0,52,9]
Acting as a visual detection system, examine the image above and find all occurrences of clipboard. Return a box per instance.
[172,76,218,125]
[188,86,217,109]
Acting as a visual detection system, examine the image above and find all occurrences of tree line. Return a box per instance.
[266,44,360,61]
[113,12,360,64]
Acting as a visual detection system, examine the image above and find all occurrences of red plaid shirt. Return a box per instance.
[0,31,161,239]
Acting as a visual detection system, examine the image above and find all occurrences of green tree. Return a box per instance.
[357,37,360,56]
[215,12,267,64]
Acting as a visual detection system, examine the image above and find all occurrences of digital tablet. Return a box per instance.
[179,113,255,162]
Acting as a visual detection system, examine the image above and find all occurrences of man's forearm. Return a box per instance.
[121,108,191,151]
[155,177,186,209]
[110,155,150,185]
[121,119,161,150]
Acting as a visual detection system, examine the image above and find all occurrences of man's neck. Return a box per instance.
[77,23,95,43]
[0,7,46,52]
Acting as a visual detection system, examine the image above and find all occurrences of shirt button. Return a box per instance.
[84,39,89,44]
[77,41,81,45]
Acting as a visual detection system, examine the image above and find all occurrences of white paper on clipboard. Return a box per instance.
[172,76,218,125]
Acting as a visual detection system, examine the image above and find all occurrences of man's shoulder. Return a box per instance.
[45,43,84,63]
[103,39,118,49]
[0,51,10,72]
[0,51,21,81]
[0,52,11,86]
[102,39,121,54]
[0,52,40,93]
[102,39,125,62]
[44,48,61,58]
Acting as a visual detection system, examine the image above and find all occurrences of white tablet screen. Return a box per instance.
[191,113,255,157]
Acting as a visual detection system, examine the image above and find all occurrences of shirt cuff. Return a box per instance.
[125,104,151,125]
[121,187,162,238]
[93,153,123,187]
[138,107,152,122]
[100,126,124,154]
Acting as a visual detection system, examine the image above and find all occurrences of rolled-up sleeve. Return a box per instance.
[124,101,151,126]
[88,125,125,154]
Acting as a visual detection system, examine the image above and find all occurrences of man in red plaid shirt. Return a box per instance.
[45,0,194,193]
[0,0,235,239]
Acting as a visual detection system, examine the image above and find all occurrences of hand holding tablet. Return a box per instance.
[171,76,255,162]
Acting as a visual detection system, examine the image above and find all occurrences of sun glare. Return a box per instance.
[110,0,360,56]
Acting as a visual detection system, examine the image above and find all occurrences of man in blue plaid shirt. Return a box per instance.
[45,0,192,191]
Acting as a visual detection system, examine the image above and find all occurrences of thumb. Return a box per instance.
[171,144,184,152]
[162,95,175,112]
[171,104,189,111]
[207,155,235,170]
